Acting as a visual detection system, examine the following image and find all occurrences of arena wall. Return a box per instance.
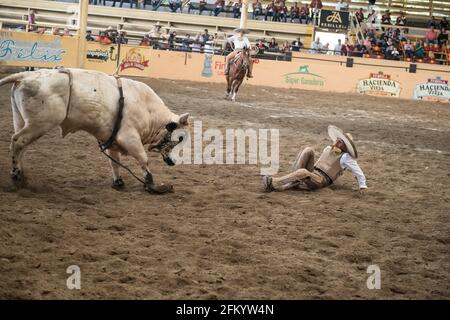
[1,31,450,102]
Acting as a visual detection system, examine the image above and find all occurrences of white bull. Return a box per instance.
[0,68,189,193]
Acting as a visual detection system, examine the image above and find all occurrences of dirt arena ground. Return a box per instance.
[0,68,449,299]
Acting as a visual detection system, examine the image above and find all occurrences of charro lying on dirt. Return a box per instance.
[0,68,189,194]
[263,125,367,195]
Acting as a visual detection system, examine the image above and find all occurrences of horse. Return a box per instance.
[225,47,251,102]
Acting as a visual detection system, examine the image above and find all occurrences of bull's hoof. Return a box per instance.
[111,177,125,190]
[11,168,26,188]
[145,183,174,194]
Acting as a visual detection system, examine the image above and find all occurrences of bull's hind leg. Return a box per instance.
[11,85,25,133]
[107,149,125,190]
[10,122,58,186]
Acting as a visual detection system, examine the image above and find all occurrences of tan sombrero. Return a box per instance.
[328,125,358,158]
[233,28,250,34]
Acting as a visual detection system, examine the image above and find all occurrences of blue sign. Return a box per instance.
[0,38,65,63]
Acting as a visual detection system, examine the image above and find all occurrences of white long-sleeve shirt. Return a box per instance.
[228,35,251,50]
[340,153,367,189]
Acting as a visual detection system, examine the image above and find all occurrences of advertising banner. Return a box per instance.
[84,41,119,74]
[0,30,79,68]
[413,77,450,102]
[117,45,151,77]
[319,10,350,30]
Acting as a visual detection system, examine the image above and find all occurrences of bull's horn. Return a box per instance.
[179,113,189,125]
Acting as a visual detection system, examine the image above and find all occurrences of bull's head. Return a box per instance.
[149,113,190,166]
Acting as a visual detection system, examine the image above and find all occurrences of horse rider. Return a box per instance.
[224,28,253,78]
[262,125,367,195]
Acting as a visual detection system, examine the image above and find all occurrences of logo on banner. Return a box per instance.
[86,46,117,62]
[319,10,350,30]
[413,77,450,102]
[119,48,149,71]
[357,72,401,97]
[283,65,325,86]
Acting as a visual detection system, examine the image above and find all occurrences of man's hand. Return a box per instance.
[359,187,367,196]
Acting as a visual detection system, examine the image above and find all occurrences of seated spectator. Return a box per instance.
[256,39,269,53]
[385,44,400,60]
[96,31,112,44]
[438,28,448,45]
[280,40,290,53]
[381,10,392,25]
[117,30,128,44]
[204,35,216,54]
[151,0,163,11]
[62,28,72,37]
[425,26,438,44]
[396,12,407,26]
[232,0,242,19]
[181,34,191,51]
[105,26,117,43]
[414,40,425,59]
[86,30,95,41]
[198,0,208,15]
[310,0,323,22]
[112,0,138,7]
[399,28,408,41]
[168,31,177,50]
[27,9,37,32]
[341,40,348,56]
[252,0,263,20]
[363,37,372,51]
[335,0,348,11]
[265,1,276,21]
[290,3,300,23]
[355,8,364,25]
[403,39,414,59]
[201,29,209,44]
[214,0,225,16]
[52,27,62,36]
[299,4,310,24]
[291,37,303,51]
[278,2,288,23]
[367,9,377,26]
[440,17,448,31]
[309,37,323,54]
[268,38,279,51]
[169,0,182,12]
[334,39,342,55]
[428,16,438,28]
[139,35,151,46]
[192,34,202,52]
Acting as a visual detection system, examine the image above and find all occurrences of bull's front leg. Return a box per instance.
[117,132,173,194]
[106,149,125,190]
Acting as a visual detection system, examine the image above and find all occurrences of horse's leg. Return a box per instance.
[232,77,244,102]
[225,75,231,98]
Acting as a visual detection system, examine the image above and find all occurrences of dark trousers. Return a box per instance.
[169,3,181,12]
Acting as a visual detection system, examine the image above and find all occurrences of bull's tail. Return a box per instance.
[0,72,27,87]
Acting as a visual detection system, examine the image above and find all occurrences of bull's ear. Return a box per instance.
[166,122,178,132]
[179,113,189,125]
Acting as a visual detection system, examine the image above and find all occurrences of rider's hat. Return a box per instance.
[327,125,358,158]
[233,28,250,34]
